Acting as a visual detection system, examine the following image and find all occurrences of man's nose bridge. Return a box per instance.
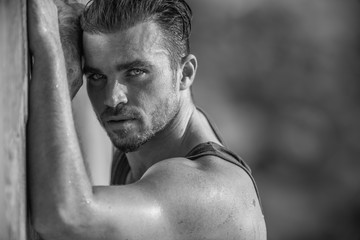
[104,79,128,107]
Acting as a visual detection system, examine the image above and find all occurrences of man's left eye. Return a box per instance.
[128,69,145,77]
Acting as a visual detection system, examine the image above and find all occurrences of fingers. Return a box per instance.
[67,0,80,4]
[53,0,67,10]
[70,3,85,15]
[53,0,85,16]
[53,0,85,8]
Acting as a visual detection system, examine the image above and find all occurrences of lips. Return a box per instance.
[101,108,139,128]
[106,116,135,122]
[106,118,136,126]
[104,116,137,129]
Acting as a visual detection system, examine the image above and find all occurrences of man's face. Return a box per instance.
[83,22,181,152]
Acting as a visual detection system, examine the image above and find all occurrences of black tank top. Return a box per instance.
[110,108,261,203]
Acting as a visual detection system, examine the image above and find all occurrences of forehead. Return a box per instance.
[83,21,169,66]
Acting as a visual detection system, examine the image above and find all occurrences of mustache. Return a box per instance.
[100,106,141,120]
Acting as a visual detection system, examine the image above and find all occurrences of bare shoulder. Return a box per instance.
[138,156,267,240]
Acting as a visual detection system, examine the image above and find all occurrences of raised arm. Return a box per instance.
[27,0,92,236]
[27,1,168,239]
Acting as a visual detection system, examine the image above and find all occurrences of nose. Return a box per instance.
[104,79,128,108]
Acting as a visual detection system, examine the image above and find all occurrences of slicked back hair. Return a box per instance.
[80,0,192,70]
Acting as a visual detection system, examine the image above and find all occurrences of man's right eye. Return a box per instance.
[88,73,106,81]
[87,73,107,87]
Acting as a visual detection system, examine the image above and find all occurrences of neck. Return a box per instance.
[125,98,197,181]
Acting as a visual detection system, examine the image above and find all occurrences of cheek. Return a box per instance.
[139,80,169,108]
[144,80,178,116]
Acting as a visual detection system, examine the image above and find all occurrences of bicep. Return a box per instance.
[86,161,200,239]
[86,184,172,240]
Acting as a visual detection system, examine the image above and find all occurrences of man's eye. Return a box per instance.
[87,73,107,87]
[89,73,106,81]
[127,69,145,77]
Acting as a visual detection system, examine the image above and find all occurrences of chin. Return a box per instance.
[115,143,142,153]
[109,131,153,153]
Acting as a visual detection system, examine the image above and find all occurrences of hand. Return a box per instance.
[54,0,85,98]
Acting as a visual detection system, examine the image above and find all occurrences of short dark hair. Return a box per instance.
[80,0,192,69]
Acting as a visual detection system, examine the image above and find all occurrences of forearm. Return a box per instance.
[28,44,93,234]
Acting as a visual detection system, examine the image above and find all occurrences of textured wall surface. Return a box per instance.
[0,0,28,239]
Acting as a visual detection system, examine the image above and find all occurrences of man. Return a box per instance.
[28,0,267,239]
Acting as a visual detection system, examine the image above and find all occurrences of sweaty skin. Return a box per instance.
[28,0,267,240]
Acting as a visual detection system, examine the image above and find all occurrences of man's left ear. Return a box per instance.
[179,54,197,90]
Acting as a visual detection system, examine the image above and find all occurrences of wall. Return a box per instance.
[0,0,28,239]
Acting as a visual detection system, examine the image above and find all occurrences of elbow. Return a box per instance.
[31,200,96,238]
[31,209,62,237]
[30,203,58,236]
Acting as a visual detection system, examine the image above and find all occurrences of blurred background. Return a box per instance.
[73,0,360,239]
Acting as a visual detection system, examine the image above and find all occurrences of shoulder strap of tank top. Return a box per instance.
[193,108,259,201]
[111,149,130,185]
[185,141,262,207]
[185,141,251,172]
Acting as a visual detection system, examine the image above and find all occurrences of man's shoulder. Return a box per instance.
[136,156,266,239]
[142,154,254,191]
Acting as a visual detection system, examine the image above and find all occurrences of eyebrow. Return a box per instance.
[83,59,152,75]
[115,59,152,72]
[83,66,103,75]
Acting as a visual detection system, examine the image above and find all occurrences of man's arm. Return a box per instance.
[28,0,92,234]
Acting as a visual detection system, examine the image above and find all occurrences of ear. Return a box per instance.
[179,54,197,91]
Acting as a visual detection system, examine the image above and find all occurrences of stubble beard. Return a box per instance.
[108,128,153,153]
[107,91,180,153]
